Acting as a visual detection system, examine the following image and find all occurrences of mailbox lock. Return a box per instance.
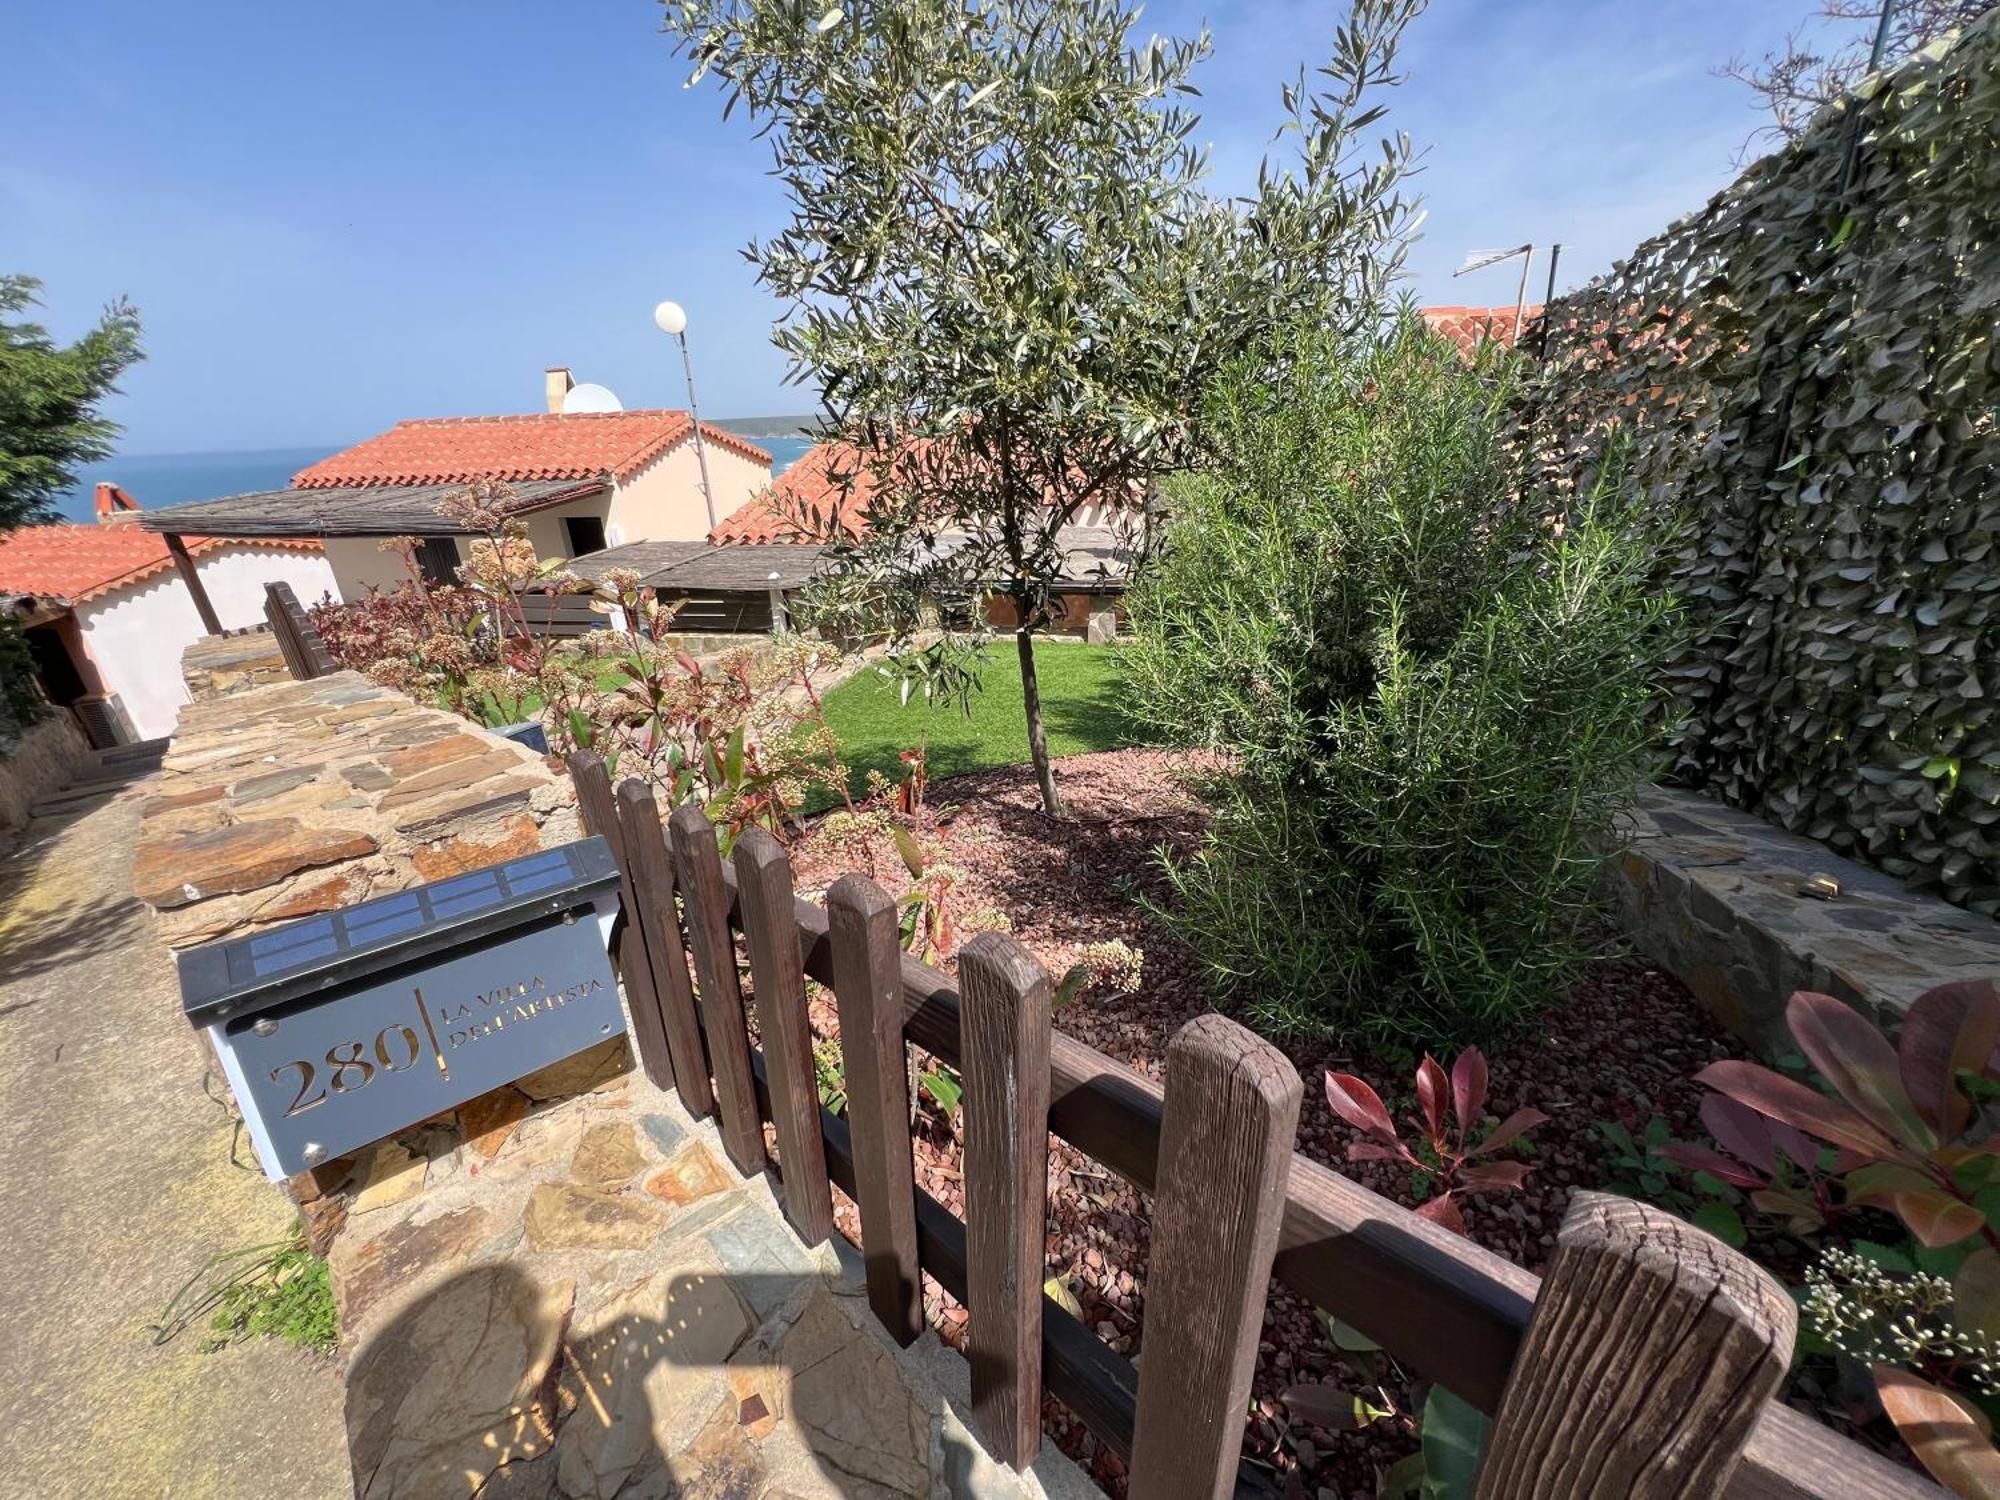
[253,1017,279,1037]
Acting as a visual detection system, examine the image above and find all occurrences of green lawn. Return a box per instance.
[818,642,1148,798]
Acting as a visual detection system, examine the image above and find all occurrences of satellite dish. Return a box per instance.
[561,382,623,414]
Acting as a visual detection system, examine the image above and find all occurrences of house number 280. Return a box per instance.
[269,1024,429,1116]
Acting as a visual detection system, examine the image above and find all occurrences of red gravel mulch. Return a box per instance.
[781,747,1749,1498]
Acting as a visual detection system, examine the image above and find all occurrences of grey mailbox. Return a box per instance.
[179,839,624,1181]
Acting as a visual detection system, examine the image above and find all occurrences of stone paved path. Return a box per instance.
[0,791,349,1499]
[335,1054,1098,1500]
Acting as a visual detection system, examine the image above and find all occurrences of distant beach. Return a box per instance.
[55,431,816,526]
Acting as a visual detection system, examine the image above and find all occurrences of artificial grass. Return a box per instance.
[817,642,1149,799]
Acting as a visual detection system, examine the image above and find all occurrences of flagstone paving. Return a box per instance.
[335,1059,1100,1500]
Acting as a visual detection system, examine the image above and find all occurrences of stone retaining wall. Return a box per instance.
[1611,786,2000,1056]
[180,628,294,703]
[0,712,90,833]
[135,669,580,950]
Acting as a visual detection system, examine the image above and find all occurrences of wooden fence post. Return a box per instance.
[734,826,834,1244]
[960,932,1053,1470]
[613,779,713,1118]
[826,874,923,1345]
[566,752,675,1092]
[666,805,765,1177]
[1128,1015,1302,1499]
[1474,1191,1796,1500]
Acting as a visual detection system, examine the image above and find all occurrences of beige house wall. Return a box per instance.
[316,435,770,601]
[321,536,426,602]
[519,492,615,567]
[610,439,769,544]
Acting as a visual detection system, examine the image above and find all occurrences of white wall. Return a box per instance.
[194,545,339,622]
[75,544,337,741]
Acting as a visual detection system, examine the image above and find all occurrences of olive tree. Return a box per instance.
[663,0,1425,815]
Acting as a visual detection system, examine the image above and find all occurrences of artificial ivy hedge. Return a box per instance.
[1515,13,2000,914]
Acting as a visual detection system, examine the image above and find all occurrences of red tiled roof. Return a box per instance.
[1421,304,1544,357]
[711,440,880,545]
[0,525,319,606]
[294,410,771,489]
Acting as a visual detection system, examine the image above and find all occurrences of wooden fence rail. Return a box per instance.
[565,754,1942,1500]
[263,580,335,681]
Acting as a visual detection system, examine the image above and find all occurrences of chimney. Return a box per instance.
[95,482,142,525]
[545,366,574,414]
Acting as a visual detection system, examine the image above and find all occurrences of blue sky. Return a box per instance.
[5,1,1824,457]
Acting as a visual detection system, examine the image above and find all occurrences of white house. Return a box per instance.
[0,486,334,742]
[137,371,773,605]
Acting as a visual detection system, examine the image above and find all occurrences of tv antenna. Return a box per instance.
[1454,243,1562,347]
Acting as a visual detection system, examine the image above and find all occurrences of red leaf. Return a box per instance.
[1325,1072,1399,1145]
[1469,1106,1549,1157]
[1701,1095,1778,1176]
[1890,1189,1987,1250]
[1458,1161,1532,1193]
[1414,1192,1467,1236]
[1345,1142,1406,1163]
[1872,1364,2000,1499]
[1693,1059,1897,1160]
[1788,991,1936,1150]
[1451,1047,1489,1136]
[1415,1054,1449,1145]
[1773,1121,1824,1173]
[1659,1142,1766,1190]
[1750,1186,1825,1232]
[1958,1249,2000,1342]
[1899,979,2000,1141]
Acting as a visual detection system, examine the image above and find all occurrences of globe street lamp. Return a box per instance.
[653,299,716,530]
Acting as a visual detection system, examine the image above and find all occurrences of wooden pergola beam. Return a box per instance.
[163,533,222,635]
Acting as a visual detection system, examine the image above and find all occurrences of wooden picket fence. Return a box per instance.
[568,751,1943,1500]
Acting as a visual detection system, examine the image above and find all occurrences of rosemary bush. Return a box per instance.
[1126,320,1678,1046]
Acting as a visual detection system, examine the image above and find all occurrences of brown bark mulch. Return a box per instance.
[782,748,1744,1498]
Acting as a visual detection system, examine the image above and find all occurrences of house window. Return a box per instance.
[416,536,461,586]
[563,516,608,558]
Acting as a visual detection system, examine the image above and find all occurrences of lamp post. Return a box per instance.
[653,299,716,531]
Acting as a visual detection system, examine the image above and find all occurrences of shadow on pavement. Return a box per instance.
[344,1262,987,1499]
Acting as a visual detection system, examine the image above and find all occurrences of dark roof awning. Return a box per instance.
[568,540,827,593]
[136,479,608,539]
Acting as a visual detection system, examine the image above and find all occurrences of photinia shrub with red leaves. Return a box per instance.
[1684,983,2000,1271]
[1679,981,2000,1500]
[1324,1048,1548,1236]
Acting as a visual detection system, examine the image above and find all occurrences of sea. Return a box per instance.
[53,432,817,525]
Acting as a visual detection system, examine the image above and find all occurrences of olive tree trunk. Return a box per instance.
[1016,627,1064,819]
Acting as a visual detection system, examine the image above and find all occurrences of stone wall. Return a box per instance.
[180,628,294,705]
[1611,787,2000,1056]
[135,668,580,950]
[0,712,91,833]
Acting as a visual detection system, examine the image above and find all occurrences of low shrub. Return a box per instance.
[1125,319,1678,1046]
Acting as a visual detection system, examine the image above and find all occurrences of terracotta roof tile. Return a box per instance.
[0,525,320,606]
[711,440,879,544]
[295,410,770,489]
[1421,304,1544,357]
